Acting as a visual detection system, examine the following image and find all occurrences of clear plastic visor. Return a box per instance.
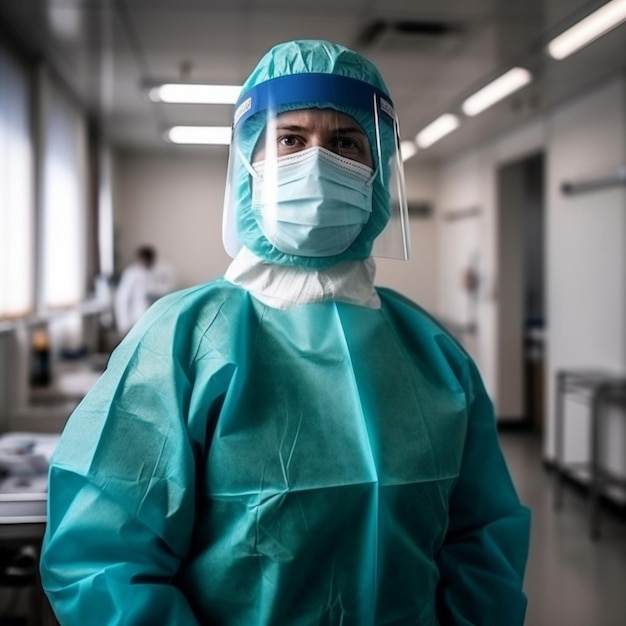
[222,74,410,261]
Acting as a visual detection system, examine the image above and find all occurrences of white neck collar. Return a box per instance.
[224,247,381,310]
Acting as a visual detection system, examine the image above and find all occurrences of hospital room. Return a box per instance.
[0,0,625,624]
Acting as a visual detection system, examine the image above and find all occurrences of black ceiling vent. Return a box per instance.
[356,20,464,54]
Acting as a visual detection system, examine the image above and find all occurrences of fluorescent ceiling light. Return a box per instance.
[547,0,626,60]
[415,114,460,149]
[462,67,533,116]
[168,126,232,145]
[150,83,241,104]
[400,140,418,162]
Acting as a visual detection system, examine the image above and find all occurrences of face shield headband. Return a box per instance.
[234,74,391,127]
[223,73,410,265]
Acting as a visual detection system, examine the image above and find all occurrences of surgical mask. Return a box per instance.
[243,146,376,257]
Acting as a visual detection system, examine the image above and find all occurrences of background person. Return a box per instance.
[41,40,530,625]
[113,244,173,335]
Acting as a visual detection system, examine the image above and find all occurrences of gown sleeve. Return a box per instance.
[39,306,233,625]
[435,359,531,626]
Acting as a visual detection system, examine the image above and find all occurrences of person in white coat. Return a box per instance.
[113,245,173,335]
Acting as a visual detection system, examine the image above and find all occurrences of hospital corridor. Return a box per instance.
[1,1,626,625]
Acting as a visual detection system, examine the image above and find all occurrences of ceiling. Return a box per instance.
[1,0,625,164]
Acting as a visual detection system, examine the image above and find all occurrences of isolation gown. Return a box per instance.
[40,277,530,625]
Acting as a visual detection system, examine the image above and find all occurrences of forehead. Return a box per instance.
[271,108,365,133]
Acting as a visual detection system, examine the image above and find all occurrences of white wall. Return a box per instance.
[376,161,438,312]
[435,151,487,363]
[545,77,626,472]
[114,150,232,289]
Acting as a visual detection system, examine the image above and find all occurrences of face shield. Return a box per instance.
[222,73,410,268]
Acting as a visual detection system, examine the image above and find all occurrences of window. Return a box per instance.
[40,70,88,309]
[0,43,34,319]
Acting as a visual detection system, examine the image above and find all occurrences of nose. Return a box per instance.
[308,133,328,150]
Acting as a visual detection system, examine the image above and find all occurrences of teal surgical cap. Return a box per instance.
[224,39,401,269]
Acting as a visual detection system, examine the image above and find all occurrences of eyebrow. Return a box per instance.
[275,124,367,136]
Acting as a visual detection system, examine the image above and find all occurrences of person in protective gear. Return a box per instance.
[40,40,530,626]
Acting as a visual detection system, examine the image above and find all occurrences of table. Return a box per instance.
[553,368,626,538]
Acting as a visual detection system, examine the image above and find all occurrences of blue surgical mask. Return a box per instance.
[244,147,376,257]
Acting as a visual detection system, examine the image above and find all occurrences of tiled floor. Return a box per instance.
[499,431,626,626]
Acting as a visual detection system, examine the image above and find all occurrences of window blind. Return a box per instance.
[0,43,34,319]
[40,70,87,309]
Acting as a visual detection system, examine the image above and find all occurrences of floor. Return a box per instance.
[499,431,626,626]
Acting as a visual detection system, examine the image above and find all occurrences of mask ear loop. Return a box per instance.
[237,147,260,179]
[366,167,379,188]
[238,147,280,216]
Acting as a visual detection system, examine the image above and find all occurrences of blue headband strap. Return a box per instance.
[233,73,395,127]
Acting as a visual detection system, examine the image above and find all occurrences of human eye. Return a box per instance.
[275,128,309,156]
[333,134,371,163]
[336,136,358,151]
[278,134,303,150]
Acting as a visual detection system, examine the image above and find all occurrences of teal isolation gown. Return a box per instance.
[40,279,530,625]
